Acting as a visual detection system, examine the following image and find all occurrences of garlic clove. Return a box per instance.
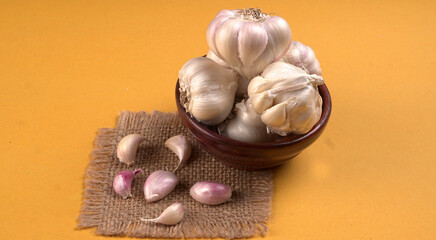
[190,182,232,205]
[250,91,273,114]
[261,101,288,128]
[140,202,184,225]
[144,170,179,202]
[263,16,292,61]
[165,135,191,172]
[215,19,244,68]
[113,169,142,199]
[117,134,144,165]
[238,21,268,66]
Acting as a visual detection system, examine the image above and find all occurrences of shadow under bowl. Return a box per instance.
[176,81,332,170]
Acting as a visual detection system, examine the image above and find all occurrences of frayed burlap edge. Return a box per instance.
[77,128,117,229]
[77,111,273,238]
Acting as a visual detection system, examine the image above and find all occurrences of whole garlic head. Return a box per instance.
[207,8,292,81]
[179,57,238,125]
[220,99,272,143]
[248,62,324,135]
[281,41,322,75]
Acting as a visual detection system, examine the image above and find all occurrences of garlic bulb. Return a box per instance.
[248,62,324,135]
[144,170,179,202]
[179,57,238,125]
[207,8,292,81]
[165,135,191,172]
[190,182,232,205]
[113,169,142,199]
[140,202,184,225]
[281,41,322,75]
[220,99,272,143]
[207,50,249,97]
[117,134,144,165]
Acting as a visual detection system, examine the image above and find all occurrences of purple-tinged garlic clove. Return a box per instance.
[144,170,179,202]
[113,169,142,199]
[190,182,232,205]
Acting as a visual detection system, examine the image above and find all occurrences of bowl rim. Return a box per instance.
[176,80,332,149]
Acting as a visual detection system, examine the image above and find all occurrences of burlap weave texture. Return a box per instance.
[78,111,273,239]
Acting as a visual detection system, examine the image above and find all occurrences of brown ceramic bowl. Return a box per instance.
[176,81,332,170]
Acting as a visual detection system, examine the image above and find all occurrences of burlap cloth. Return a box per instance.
[78,111,273,239]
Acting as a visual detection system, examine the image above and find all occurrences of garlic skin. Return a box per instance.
[281,41,322,75]
[165,135,191,172]
[207,50,249,97]
[113,169,142,199]
[179,57,238,125]
[207,8,292,81]
[144,170,179,203]
[190,182,232,205]
[140,202,184,225]
[117,134,144,165]
[220,99,272,143]
[248,62,324,135]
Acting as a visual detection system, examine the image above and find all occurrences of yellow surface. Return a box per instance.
[1,0,435,239]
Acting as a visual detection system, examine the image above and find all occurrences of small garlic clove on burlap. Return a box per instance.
[207,8,292,80]
[220,99,273,143]
[140,202,184,225]
[281,41,322,75]
[165,135,191,172]
[179,57,238,125]
[117,134,144,165]
[113,169,142,199]
[207,50,250,97]
[190,182,232,205]
[144,170,179,202]
[248,62,324,135]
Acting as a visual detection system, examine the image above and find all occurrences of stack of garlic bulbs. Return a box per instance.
[178,8,324,143]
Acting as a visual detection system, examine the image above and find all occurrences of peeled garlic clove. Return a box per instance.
[140,202,184,225]
[281,41,322,75]
[144,170,179,202]
[117,134,144,165]
[113,169,142,199]
[179,57,238,125]
[165,135,191,172]
[190,182,232,205]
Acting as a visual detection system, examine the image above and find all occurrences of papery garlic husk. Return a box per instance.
[207,50,249,97]
[207,8,292,81]
[113,169,142,199]
[179,57,238,125]
[117,134,144,165]
[144,170,179,202]
[190,181,232,205]
[220,99,273,143]
[281,41,322,75]
[165,135,191,172]
[140,202,184,225]
[248,62,324,135]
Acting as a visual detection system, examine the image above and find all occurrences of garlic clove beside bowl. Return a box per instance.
[175,80,332,170]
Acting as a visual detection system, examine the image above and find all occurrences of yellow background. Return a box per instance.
[1,0,435,239]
